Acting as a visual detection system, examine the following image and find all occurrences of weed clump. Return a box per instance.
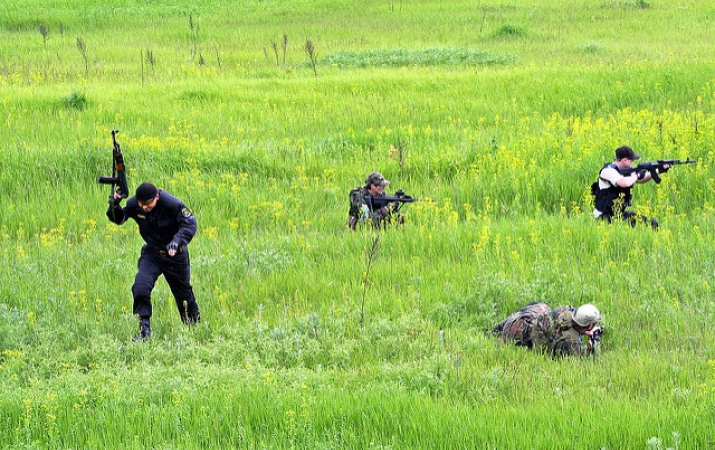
[318,48,514,69]
[64,91,87,111]
[491,24,526,39]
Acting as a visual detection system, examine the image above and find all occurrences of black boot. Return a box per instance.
[183,312,201,326]
[132,318,152,342]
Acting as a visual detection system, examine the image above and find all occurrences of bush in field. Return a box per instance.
[64,91,87,110]
[319,48,514,68]
[491,24,526,39]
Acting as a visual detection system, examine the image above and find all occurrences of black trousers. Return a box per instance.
[131,245,200,323]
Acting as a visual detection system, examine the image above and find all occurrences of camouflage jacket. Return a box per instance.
[348,186,391,229]
[493,302,551,348]
[494,302,587,357]
[530,307,586,357]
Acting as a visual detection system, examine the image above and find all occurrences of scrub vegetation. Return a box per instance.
[1,0,714,448]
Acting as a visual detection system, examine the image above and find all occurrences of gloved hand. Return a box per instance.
[637,169,647,180]
[167,241,180,256]
[111,191,123,206]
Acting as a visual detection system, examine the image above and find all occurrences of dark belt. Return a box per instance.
[151,245,186,256]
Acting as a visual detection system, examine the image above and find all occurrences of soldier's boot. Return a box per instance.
[179,299,201,326]
[182,312,201,327]
[132,318,152,342]
[492,319,507,335]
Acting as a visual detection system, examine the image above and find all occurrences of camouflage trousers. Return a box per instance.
[492,302,551,348]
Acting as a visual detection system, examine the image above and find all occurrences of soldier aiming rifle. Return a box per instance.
[592,146,696,229]
[493,302,604,357]
[348,172,418,229]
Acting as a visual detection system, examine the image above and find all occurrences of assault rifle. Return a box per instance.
[365,189,418,212]
[619,158,697,184]
[97,130,129,203]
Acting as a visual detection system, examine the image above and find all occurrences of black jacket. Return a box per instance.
[107,190,196,250]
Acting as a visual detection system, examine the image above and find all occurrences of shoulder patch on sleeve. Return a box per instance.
[181,207,192,217]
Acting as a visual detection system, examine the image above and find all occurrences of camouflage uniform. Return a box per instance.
[347,186,393,229]
[492,302,551,348]
[348,186,369,229]
[494,302,588,357]
[530,306,586,357]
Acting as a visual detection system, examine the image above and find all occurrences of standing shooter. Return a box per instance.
[107,182,201,341]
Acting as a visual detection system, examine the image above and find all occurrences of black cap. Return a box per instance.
[135,182,158,202]
[615,146,640,161]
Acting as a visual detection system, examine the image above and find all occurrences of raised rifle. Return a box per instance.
[619,158,697,184]
[97,130,129,205]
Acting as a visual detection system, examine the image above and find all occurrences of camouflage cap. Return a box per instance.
[365,172,390,187]
[573,303,601,327]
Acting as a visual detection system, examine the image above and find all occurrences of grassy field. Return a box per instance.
[1,0,715,448]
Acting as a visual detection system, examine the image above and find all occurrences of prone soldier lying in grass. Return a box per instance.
[493,302,603,357]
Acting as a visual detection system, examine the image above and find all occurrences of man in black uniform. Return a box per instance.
[107,182,201,341]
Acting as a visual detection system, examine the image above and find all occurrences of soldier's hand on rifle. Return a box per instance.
[660,163,671,173]
[111,190,124,206]
[586,326,604,353]
[167,240,180,257]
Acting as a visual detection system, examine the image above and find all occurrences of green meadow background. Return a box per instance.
[1,0,714,448]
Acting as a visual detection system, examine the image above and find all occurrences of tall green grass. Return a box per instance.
[1,0,715,448]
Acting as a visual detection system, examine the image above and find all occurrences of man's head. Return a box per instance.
[573,303,601,328]
[615,146,640,162]
[365,172,389,195]
[136,182,159,212]
[366,172,390,188]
